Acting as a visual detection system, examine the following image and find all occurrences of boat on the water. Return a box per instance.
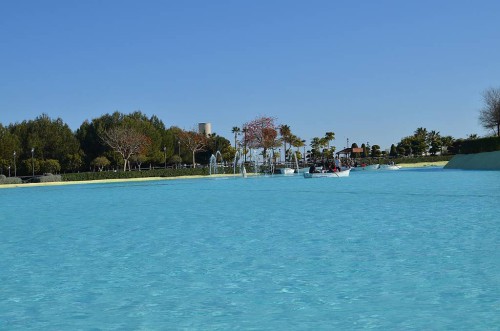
[351,164,379,171]
[379,164,401,170]
[303,168,351,178]
[279,167,295,175]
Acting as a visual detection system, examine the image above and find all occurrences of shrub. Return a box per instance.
[32,174,62,183]
[0,175,23,185]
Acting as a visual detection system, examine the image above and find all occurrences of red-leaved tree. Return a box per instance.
[243,116,280,158]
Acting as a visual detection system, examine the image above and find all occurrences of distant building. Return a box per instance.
[198,122,211,136]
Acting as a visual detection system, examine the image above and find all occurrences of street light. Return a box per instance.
[242,126,247,163]
[163,146,167,169]
[13,151,16,177]
[8,166,10,177]
[302,140,306,166]
[31,148,35,177]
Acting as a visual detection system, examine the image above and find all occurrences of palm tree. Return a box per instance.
[413,127,429,155]
[231,126,241,149]
[414,127,428,138]
[279,125,291,161]
[287,134,302,163]
[324,132,335,149]
[427,130,442,155]
[440,135,454,155]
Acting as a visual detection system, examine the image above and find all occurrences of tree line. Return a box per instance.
[0,112,236,176]
[1,86,498,176]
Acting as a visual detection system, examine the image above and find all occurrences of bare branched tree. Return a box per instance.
[479,87,500,137]
[101,126,150,171]
[178,130,207,168]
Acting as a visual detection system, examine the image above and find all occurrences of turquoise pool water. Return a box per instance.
[1,168,499,330]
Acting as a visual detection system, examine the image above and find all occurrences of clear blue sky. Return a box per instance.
[1,0,500,150]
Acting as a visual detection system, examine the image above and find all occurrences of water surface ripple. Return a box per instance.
[1,168,499,330]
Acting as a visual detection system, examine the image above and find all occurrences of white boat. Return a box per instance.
[379,164,401,170]
[298,167,311,173]
[279,167,295,175]
[351,164,379,171]
[303,168,351,178]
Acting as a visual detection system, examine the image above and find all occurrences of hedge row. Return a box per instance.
[459,136,500,154]
[61,168,210,182]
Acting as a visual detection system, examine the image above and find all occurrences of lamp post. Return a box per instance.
[178,140,181,158]
[13,151,16,177]
[242,126,247,163]
[302,140,306,166]
[31,148,35,177]
[163,146,167,169]
[8,166,10,177]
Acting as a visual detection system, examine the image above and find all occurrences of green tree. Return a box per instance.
[310,137,325,161]
[389,144,397,157]
[8,114,81,174]
[166,126,184,163]
[77,111,171,170]
[130,154,149,170]
[398,136,414,156]
[91,156,111,171]
[199,133,232,165]
[370,145,381,157]
[168,155,182,168]
[40,159,61,174]
[413,127,429,155]
[21,158,41,176]
[0,124,21,173]
[360,143,368,158]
